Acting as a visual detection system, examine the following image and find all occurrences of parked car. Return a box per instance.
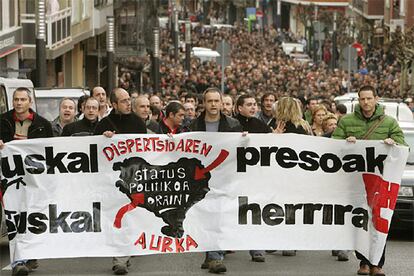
[392,121,414,231]
[281,42,305,55]
[192,47,220,63]
[289,53,313,65]
[334,93,414,122]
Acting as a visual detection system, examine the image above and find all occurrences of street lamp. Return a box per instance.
[174,8,179,60]
[185,21,191,75]
[107,16,115,94]
[36,0,46,87]
[153,28,160,94]
[347,17,355,93]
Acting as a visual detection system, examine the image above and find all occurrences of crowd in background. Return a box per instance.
[117,23,413,119]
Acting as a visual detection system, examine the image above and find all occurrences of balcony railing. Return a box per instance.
[21,7,72,49]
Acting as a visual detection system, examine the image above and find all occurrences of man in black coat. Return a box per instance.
[0,87,53,276]
[61,97,100,136]
[94,88,147,136]
[159,101,187,134]
[190,87,243,274]
[235,94,272,133]
[94,88,146,275]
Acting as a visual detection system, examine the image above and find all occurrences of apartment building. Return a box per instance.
[0,0,21,78]
[384,0,414,39]
[20,0,113,88]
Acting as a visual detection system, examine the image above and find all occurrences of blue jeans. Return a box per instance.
[249,250,265,256]
[11,260,28,268]
[207,251,225,260]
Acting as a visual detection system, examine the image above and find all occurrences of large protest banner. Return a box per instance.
[0,133,408,264]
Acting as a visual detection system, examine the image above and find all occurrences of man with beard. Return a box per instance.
[221,95,234,117]
[51,98,77,136]
[256,92,276,125]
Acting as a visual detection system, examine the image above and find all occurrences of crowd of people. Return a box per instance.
[1,21,410,276]
[119,24,413,115]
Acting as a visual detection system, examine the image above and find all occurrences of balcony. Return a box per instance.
[21,7,72,50]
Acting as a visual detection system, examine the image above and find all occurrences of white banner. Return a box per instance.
[0,133,408,265]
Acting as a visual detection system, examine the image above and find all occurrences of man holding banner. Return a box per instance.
[94,87,147,275]
[0,87,53,276]
[190,87,242,274]
[332,85,407,276]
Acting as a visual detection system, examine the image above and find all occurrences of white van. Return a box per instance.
[334,93,414,122]
[35,88,89,121]
[0,77,36,114]
[281,42,305,55]
[0,78,89,121]
[192,47,220,63]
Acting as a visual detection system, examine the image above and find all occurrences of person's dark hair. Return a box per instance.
[110,88,126,104]
[336,103,347,115]
[202,87,222,101]
[129,89,139,97]
[260,92,276,106]
[306,97,317,105]
[13,87,32,100]
[236,93,255,110]
[77,95,88,114]
[150,105,161,116]
[358,85,378,97]
[165,101,184,118]
[185,93,197,102]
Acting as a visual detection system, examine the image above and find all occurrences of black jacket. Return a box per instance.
[235,114,272,133]
[0,109,53,142]
[190,112,242,133]
[61,117,99,136]
[268,119,309,135]
[159,118,188,134]
[94,110,147,135]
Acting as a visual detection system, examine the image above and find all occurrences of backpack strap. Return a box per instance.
[362,115,386,140]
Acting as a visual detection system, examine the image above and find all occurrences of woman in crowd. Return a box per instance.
[311,105,328,136]
[322,113,338,138]
[271,96,312,257]
[272,96,312,135]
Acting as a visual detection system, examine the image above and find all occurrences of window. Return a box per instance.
[0,1,3,31]
[71,0,81,23]
[9,0,16,27]
[94,0,109,7]
[72,0,89,23]
[82,0,90,19]
[22,0,36,13]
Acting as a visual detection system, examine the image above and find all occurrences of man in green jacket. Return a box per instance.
[332,85,407,276]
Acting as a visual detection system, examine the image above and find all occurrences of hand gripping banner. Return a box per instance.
[0,133,408,264]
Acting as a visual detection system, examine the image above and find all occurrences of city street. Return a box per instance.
[1,230,412,276]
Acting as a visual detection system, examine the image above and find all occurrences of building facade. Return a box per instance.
[0,0,21,78]
[20,0,113,88]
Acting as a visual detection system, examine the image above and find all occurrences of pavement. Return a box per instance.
[0,229,412,276]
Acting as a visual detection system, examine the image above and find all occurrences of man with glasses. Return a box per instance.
[61,97,100,136]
